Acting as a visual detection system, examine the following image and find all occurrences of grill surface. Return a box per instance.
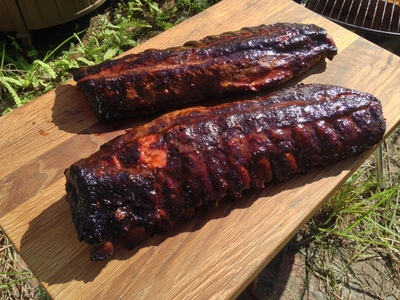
[301,0,400,36]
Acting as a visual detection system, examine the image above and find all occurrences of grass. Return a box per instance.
[0,228,49,299]
[1,0,399,298]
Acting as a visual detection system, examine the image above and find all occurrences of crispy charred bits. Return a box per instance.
[71,23,338,120]
[64,84,386,260]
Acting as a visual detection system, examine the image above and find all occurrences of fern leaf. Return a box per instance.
[75,57,95,66]
[32,60,57,79]
[103,48,120,60]
[0,77,22,106]
[0,76,23,86]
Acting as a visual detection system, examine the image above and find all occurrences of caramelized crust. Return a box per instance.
[71,23,337,119]
[65,84,385,260]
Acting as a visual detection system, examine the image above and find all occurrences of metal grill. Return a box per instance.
[300,0,400,36]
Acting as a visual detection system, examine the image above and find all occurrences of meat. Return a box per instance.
[64,84,386,260]
[71,23,338,120]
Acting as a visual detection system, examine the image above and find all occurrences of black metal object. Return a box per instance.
[300,0,400,37]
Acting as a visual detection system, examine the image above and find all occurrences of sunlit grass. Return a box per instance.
[0,228,50,299]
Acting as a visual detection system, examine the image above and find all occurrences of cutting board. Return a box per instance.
[1,0,399,299]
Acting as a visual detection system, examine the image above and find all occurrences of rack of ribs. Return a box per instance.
[64,84,386,260]
[71,23,337,120]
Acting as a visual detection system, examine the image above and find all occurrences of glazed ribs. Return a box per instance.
[65,84,386,260]
[71,23,337,120]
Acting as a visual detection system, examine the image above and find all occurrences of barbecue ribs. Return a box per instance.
[71,23,337,119]
[65,84,386,260]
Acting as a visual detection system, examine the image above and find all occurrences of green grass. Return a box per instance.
[0,228,50,299]
[1,0,399,298]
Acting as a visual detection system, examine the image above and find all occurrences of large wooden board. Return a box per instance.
[1,0,399,299]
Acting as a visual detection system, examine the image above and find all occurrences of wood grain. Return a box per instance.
[1,0,399,299]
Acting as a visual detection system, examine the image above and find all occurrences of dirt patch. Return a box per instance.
[240,244,400,300]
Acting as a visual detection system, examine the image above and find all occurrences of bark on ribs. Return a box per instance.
[65,84,386,261]
[71,23,337,120]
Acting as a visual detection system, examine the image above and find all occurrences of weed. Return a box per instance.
[0,229,45,299]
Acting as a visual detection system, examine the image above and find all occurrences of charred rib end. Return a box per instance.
[325,35,338,60]
[90,241,114,261]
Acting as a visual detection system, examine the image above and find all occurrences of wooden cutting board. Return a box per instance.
[1,0,399,299]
